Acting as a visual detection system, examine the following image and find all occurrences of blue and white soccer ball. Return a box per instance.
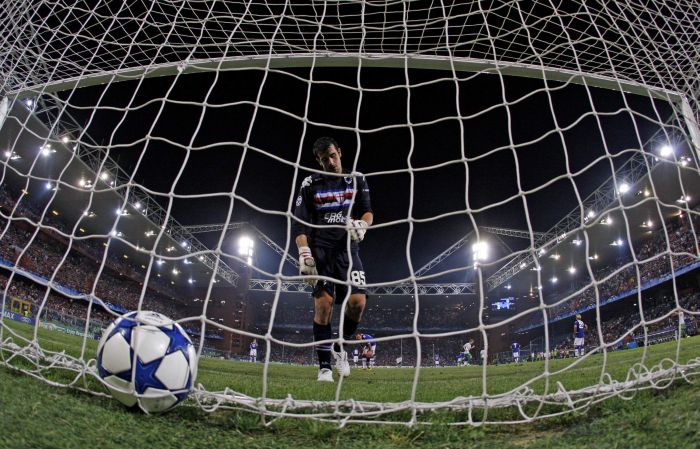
[96,310,198,413]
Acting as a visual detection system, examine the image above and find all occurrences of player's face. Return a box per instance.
[316,145,342,174]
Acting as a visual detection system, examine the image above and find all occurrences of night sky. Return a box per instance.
[59,65,671,286]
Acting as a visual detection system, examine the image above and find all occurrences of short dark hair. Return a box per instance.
[312,136,339,157]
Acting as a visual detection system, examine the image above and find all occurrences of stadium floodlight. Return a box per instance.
[618,182,630,194]
[659,144,674,157]
[156,259,165,265]
[472,241,489,270]
[61,135,70,144]
[172,268,179,275]
[572,238,582,246]
[40,144,55,156]
[24,98,33,107]
[238,236,254,265]
[568,266,576,274]
[551,277,558,284]
[99,171,110,181]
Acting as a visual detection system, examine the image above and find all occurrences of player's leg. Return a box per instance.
[574,337,582,357]
[330,249,367,377]
[311,247,338,381]
[334,248,367,352]
[313,290,335,381]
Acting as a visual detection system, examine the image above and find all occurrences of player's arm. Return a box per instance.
[293,179,317,285]
[349,176,374,241]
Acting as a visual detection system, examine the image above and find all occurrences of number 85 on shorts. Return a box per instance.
[350,270,366,285]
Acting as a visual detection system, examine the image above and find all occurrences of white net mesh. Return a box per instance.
[1,0,699,425]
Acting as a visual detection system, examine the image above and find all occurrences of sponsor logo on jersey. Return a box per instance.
[324,211,347,223]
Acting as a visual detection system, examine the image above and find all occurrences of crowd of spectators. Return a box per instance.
[0,183,224,340]
[543,212,699,322]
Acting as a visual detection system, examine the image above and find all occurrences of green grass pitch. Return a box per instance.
[1,320,699,449]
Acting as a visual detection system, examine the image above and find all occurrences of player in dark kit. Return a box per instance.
[292,137,374,382]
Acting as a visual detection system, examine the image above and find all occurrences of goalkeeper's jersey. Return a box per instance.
[292,170,372,248]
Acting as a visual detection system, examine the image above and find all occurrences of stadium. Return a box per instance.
[1,1,699,448]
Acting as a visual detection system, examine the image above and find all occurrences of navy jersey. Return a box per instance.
[511,342,520,353]
[250,342,257,350]
[574,319,585,338]
[293,170,372,248]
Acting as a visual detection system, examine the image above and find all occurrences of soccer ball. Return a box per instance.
[96,311,198,413]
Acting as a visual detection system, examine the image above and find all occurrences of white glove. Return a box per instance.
[349,219,368,242]
[298,246,317,286]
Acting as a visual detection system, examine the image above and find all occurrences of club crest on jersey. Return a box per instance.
[324,211,347,223]
[344,176,353,184]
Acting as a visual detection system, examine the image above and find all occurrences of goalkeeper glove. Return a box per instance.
[298,246,317,286]
[349,219,368,242]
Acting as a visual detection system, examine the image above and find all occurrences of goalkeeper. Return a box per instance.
[292,137,374,382]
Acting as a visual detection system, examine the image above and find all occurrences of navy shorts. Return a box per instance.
[312,245,367,304]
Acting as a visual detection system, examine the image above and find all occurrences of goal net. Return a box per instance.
[1,0,699,425]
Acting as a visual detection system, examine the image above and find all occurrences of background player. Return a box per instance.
[462,339,474,366]
[357,333,377,369]
[249,338,257,363]
[293,137,374,382]
[511,341,520,363]
[352,347,360,367]
[573,313,588,357]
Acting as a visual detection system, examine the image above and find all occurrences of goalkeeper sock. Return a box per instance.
[313,321,332,370]
[333,315,360,353]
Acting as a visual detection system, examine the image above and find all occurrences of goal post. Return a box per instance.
[0,0,699,426]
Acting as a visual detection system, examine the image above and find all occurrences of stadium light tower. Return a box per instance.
[238,236,254,266]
